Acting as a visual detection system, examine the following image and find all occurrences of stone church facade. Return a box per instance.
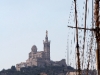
[16,30,66,71]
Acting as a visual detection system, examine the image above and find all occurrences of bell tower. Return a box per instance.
[43,30,50,61]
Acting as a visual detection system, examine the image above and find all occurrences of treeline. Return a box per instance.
[0,65,75,75]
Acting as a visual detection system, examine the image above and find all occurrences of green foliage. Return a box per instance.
[11,66,16,71]
[0,65,74,75]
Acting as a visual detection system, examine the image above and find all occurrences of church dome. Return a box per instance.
[31,45,37,53]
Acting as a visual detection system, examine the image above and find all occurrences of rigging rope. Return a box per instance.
[82,0,88,70]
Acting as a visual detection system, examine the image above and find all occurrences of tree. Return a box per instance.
[11,66,16,71]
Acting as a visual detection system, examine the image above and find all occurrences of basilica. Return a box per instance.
[16,30,66,71]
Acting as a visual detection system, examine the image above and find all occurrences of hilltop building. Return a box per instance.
[16,30,66,71]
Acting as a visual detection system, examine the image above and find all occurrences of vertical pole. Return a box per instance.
[94,0,100,75]
[74,0,81,75]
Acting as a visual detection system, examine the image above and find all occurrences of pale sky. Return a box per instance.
[0,0,93,70]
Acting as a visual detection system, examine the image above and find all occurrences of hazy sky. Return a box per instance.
[0,0,92,70]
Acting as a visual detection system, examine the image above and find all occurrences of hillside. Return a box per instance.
[0,65,75,75]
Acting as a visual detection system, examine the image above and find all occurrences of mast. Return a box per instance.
[74,0,81,75]
[68,0,100,74]
[94,0,100,75]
